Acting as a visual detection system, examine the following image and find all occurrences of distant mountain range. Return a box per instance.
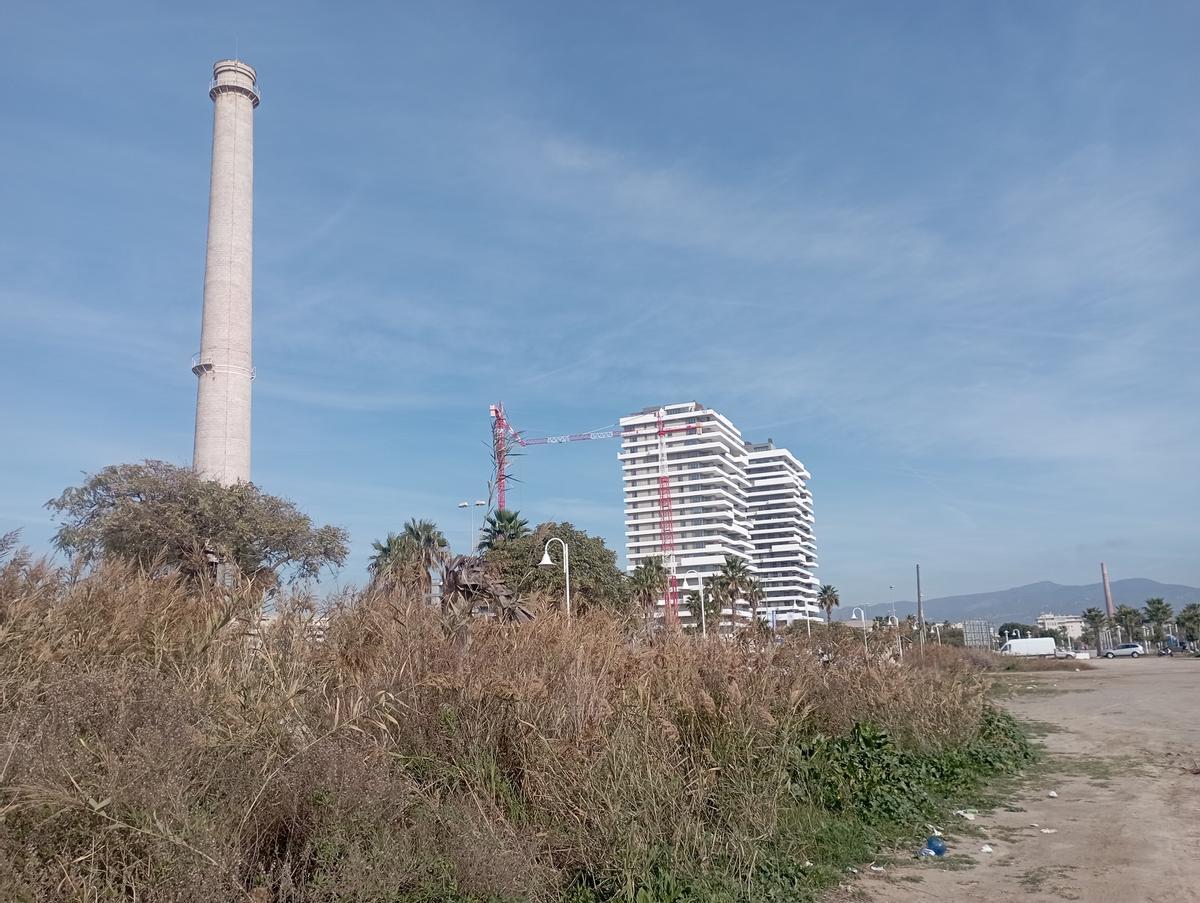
[841,578,1200,626]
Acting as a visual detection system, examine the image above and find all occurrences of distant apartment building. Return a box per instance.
[1036,612,1084,640]
[745,439,819,626]
[619,402,819,627]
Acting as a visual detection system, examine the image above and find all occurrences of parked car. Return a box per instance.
[1104,643,1145,659]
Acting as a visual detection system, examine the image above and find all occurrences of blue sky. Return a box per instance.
[2,1,1197,602]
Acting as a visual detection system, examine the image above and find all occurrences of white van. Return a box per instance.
[998,636,1056,657]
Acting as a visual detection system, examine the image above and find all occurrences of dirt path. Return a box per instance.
[847,657,1200,903]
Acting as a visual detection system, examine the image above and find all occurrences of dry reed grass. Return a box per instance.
[0,547,1007,902]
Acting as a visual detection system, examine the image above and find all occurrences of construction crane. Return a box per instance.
[488,402,696,621]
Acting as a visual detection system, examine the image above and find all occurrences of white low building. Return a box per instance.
[619,402,819,628]
[1037,612,1085,640]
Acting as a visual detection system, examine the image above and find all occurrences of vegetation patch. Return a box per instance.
[0,526,1035,902]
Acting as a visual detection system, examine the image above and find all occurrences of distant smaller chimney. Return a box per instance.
[1100,562,1116,619]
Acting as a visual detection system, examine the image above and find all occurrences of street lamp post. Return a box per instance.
[457,500,486,553]
[539,537,571,619]
[887,614,903,660]
[683,570,707,637]
[851,606,869,662]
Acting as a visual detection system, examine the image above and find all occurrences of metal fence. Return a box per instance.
[963,619,996,650]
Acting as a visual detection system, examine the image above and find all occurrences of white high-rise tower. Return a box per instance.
[619,402,819,628]
[192,60,259,484]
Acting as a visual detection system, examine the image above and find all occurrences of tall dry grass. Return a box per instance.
[0,547,1005,902]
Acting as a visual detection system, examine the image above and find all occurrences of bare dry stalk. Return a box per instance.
[0,549,999,901]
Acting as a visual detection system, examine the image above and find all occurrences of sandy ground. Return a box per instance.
[843,657,1200,903]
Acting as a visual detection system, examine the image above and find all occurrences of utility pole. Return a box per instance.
[916,564,925,661]
[1100,562,1116,620]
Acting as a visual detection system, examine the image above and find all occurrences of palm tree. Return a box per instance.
[746,578,766,626]
[715,556,756,621]
[370,519,449,599]
[1081,607,1108,650]
[1142,598,1174,644]
[400,518,449,597]
[369,532,408,579]
[440,554,532,646]
[1113,604,1143,645]
[684,586,719,630]
[817,584,840,624]
[477,509,530,552]
[630,558,667,622]
[1177,603,1200,644]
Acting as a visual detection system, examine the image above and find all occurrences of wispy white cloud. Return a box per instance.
[464,122,1198,488]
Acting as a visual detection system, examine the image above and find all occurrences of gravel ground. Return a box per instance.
[840,656,1200,903]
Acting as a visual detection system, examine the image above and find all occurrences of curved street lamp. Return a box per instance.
[538,537,571,619]
[851,606,869,661]
[887,614,903,660]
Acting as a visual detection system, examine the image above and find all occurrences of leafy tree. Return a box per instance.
[1113,604,1143,644]
[817,584,840,625]
[1080,608,1108,649]
[629,558,667,621]
[369,518,449,598]
[1142,597,1174,643]
[1177,603,1200,643]
[939,625,965,647]
[46,460,348,587]
[998,622,1041,639]
[483,522,629,616]
[477,509,531,551]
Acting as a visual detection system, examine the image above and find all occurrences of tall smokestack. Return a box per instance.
[192,59,259,484]
[1101,562,1116,619]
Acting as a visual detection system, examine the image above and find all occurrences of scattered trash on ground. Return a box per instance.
[926,824,944,836]
[846,866,858,874]
[980,844,994,853]
[1040,828,1058,834]
[1030,823,1040,828]
[954,809,977,821]
[803,860,813,868]
[869,864,886,873]
[1048,790,1058,798]
[925,836,947,857]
